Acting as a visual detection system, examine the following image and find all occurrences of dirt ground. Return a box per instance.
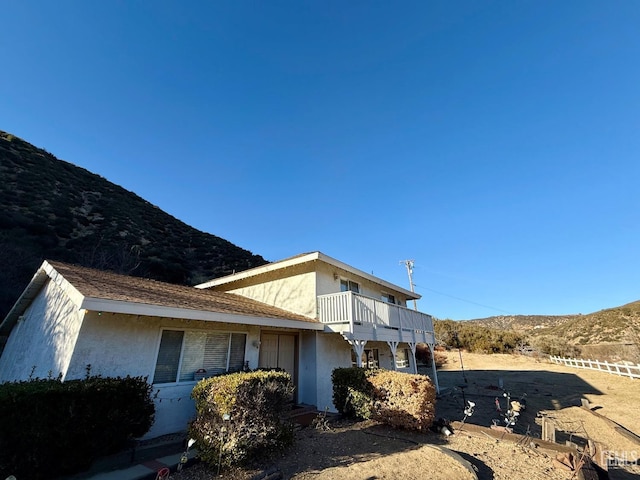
[436,351,640,478]
[171,353,640,479]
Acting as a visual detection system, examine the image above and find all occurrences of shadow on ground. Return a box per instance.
[271,420,479,479]
[435,368,603,438]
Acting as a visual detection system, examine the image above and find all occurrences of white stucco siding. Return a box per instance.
[315,263,410,307]
[315,263,341,297]
[223,267,317,318]
[0,279,84,382]
[297,331,318,406]
[315,333,352,412]
[68,315,261,380]
[66,312,160,380]
[67,314,261,439]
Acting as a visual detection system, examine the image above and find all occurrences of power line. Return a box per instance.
[413,283,513,315]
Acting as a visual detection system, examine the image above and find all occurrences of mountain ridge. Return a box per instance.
[0,130,268,322]
[456,300,640,360]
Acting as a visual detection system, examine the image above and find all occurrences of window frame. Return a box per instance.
[340,279,360,294]
[381,292,396,304]
[351,348,379,368]
[395,348,410,368]
[152,327,248,385]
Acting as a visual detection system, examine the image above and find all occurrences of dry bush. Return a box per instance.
[368,370,436,432]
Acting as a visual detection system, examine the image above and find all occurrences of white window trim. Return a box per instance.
[395,348,410,369]
[152,327,247,385]
[381,292,396,304]
[340,278,360,294]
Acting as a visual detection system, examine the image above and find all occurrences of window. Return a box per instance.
[340,279,360,293]
[381,293,396,304]
[395,349,410,368]
[153,329,247,384]
[351,348,379,368]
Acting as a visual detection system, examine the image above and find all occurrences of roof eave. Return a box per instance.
[196,251,420,300]
[0,261,53,334]
[195,252,321,289]
[80,297,325,331]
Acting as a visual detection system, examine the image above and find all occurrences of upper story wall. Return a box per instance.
[207,258,415,318]
[315,262,410,308]
[211,262,318,318]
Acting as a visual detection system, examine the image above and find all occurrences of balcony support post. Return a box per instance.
[428,343,440,394]
[407,341,418,374]
[387,341,399,371]
[347,338,367,367]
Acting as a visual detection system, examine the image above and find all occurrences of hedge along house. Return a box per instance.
[196,251,439,403]
[0,260,323,438]
[0,253,438,439]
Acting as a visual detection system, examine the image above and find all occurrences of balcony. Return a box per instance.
[317,291,435,344]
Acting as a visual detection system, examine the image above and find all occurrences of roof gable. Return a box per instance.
[196,251,420,299]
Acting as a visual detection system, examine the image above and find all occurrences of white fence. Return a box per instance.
[549,356,640,379]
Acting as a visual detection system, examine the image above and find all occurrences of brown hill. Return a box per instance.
[0,130,268,323]
[461,301,640,362]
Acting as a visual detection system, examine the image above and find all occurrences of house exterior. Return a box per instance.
[196,252,439,402]
[0,252,437,439]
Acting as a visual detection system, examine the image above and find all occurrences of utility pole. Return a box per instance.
[400,260,418,311]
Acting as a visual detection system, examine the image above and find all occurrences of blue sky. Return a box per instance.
[1,1,639,320]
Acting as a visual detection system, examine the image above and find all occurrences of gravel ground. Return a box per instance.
[168,418,575,480]
[168,352,640,479]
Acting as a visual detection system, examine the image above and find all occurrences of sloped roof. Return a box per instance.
[1,261,322,334]
[196,251,420,299]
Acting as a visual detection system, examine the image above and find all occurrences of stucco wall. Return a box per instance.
[83,316,261,439]
[67,312,158,379]
[0,279,84,382]
[315,262,409,307]
[13,309,262,440]
[68,315,261,380]
[221,263,318,318]
[297,331,318,406]
[315,332,352,411]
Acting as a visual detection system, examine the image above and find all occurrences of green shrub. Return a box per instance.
[332,367,436,432]
[189,370,294,468]
[332,367,375,419]
[0,374,155,479]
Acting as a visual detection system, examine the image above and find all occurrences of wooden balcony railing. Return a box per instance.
[317,291,434,341]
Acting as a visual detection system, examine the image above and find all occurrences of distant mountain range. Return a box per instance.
[460,301,640,361]
[0,130,267,323]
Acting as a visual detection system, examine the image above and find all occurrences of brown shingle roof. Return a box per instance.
[47,261,318,324]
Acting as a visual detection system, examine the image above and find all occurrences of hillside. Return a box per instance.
[460,301,640,361]
[464,313,574,331]
[0,130,268,321]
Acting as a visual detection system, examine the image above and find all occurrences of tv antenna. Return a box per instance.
[400,260,418,311]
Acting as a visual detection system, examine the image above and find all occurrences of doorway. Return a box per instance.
[259,333,297,398]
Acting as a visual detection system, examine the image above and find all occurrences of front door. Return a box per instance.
[259,333,297,398]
